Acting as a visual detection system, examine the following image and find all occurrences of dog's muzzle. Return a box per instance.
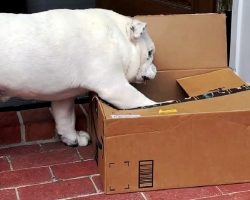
[142,76,151,81]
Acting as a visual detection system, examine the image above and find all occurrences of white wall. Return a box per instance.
[230,0,250,82]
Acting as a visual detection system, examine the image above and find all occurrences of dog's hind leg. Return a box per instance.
[51,98,90,146]
[0,90,10,102]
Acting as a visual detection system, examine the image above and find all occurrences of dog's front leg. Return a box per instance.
[98,81,156,109]
[51,98,90,146]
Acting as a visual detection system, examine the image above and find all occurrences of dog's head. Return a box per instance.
[126,19,157,84]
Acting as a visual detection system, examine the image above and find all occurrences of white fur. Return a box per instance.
[0,9,157,146]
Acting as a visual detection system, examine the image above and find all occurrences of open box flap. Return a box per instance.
[134,68,225,101]
[177,68,246,96]
[135,14,227,71]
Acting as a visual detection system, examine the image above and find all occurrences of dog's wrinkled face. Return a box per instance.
[135,30,157,83]
[127,19,157,84]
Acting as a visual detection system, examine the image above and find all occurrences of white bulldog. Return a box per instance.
[0,9,157,146]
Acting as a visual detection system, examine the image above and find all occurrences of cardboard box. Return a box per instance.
[90,13,250,194]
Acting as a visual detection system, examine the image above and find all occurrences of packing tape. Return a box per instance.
[111,114,141,119]
[159,108,177,114]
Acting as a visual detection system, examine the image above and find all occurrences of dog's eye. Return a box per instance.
[147,50,153,60]
[148,50,153,57]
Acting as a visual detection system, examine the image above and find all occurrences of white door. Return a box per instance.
[230,0,250,83]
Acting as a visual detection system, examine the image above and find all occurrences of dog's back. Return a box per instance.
[0,9,131,100]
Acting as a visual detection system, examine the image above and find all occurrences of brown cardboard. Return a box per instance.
[134,68,225,101]
[136,14,227,70]
[90,13,250,194]
[177,68,246,96]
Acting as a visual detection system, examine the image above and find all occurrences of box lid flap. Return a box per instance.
[177,69,246,96]
[135,14,227,70]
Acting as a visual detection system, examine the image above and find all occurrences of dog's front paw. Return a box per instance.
[59,134,78,147]
[76,131,90,146]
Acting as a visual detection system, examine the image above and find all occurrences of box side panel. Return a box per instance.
[103,111,250,194]
[104,109,250,137]
[135,14,227,70]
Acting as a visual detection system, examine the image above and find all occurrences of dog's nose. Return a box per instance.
[142,76,150,81]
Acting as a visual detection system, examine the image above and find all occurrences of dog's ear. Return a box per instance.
[128,19,147,40]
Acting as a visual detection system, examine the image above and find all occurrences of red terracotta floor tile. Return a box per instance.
[92,175,103,192]
[10,148,80,170]
[0,112,20,145]
[51,160,98,179]
[25,121,55,141]
[73,193,145,200]
[0,189,17,200]
[77,144,95,160]
[218,183,250,194]
[76,116,88,132]
[75,105,88,131]
[0,144,41,157]
[0,167,51,189]
[0,157,10,172]
[21,108,56,141]
[21,108,53,123]
[40,142,69,152]
[200,191,250,200]
[0,112,19,127]
[75,105,85,117]
[18,177,96,200]
[144,186,221,200]
[0,126,21,145]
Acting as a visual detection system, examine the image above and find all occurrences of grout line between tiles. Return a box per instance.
[215,186,224,195]
[6,156,14,171]
[89,175,100,193]
[140,192,148,200]
[0,181,53,191]
[189,189,250,200]
[15,188,20,200]
[0,159,96,174]
[227,189,250,195]
[76,148,84,160]
[0,174,101,191]
[49,166,58,182]
[0,138,60,150]
[16,111,26,143]
[90,174,100,178]
[57,192,104,200]
[192,186,250,198]
[82,158,95,162]
[60,174,100,182]
[190,194,221,200]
